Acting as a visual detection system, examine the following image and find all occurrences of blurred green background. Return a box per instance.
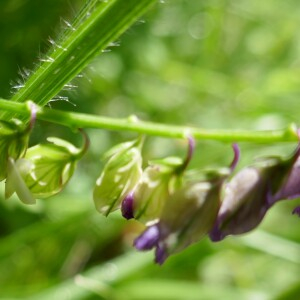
[0,0,300,299]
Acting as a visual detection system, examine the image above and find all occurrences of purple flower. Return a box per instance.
[134,224,160,251]
[134,144,240,264]
[210,144,300,242]
[209,166,272,241]
[272,154,300,202]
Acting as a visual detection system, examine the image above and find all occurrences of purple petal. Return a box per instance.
[273,161,300,202]
[121,193,134,220]
[292,206,300,217]
[209,222,225,242]
[134,224,160,251]
[154,244,168,265]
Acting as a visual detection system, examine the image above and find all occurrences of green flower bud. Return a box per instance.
[123,137,196,223]
[161,169,229,252]
[93,138,143,216]
[5,136,86,202]
[0,120,29,181]
[130,157,183,224]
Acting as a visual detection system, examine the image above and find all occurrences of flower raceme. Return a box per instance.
[1,116,299,265]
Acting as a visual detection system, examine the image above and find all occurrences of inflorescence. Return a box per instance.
[1,103,299,265]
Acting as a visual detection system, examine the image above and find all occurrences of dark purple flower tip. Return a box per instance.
[121,193,134,220]
[229,143,240,172]
[292,206,300,217]
[154,244,168,265]
[208,223,226,242]
[134,224,160,251]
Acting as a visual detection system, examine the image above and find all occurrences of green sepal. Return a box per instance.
[159,178,224,256]
[133,158,184,224]
[0,120,29,181]
[20,138,79,198]
[93,139,143,216]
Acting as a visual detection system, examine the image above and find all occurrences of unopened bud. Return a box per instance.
[210,150,299,241]
[123,137,195,224]
[93,138,143,216]
[5,136,87,203]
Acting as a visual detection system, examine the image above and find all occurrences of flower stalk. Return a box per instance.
[0,99,298,143]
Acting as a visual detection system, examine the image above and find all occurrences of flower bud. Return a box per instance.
[134,169,230,264]
[127,157,183,224]
[209,153,298,242]
[272,146,300,202]
[93,138,143,216]
[122,137,196,224]
[5,136,86,202]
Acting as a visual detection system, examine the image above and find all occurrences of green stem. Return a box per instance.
[0,99,298,143]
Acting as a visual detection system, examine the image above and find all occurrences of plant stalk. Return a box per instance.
[0,99,297,143]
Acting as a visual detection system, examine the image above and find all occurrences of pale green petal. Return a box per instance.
[5,158,36,205]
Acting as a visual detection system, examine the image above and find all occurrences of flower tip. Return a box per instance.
[292,206,300,217]
[208,226,225,242]
[134,225,160,251]
[121,193,134,220]
[154,245,168,265]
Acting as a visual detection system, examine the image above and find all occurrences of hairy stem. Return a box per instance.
[0,0,157,121]
[0,99,297,143]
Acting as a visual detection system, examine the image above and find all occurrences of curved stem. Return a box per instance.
[76,128,90,159]
[0,98,298,143]
[229,143,240,172]
[176,136,195,174]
